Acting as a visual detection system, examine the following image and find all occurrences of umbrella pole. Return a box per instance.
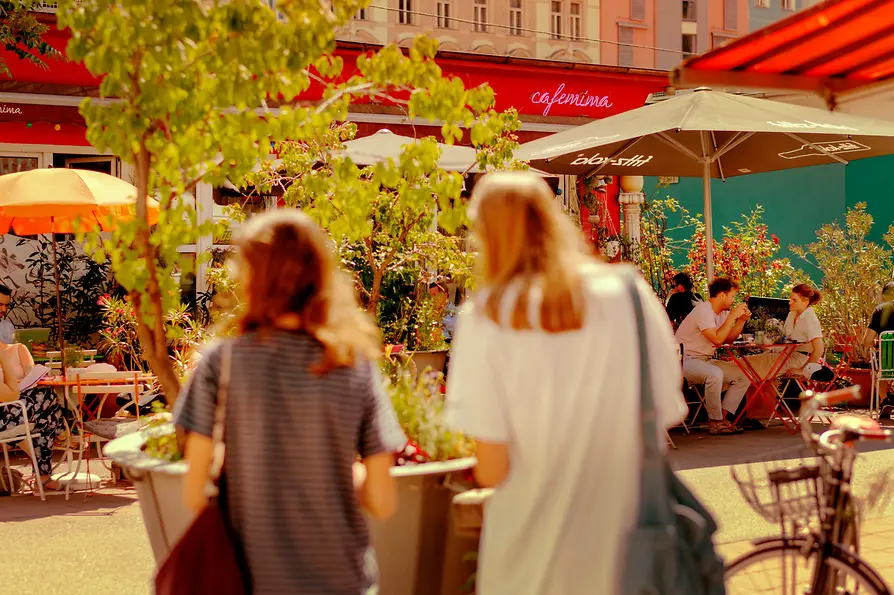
[51,222,66,378]
[703,160,715,283]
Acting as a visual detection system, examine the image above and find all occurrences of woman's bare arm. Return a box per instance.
[356,452,397,519]
[0,349,20,402]
[182,432,213,513]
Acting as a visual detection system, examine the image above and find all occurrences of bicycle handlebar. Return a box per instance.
[800,385,894,454]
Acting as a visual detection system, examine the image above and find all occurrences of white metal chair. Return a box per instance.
[60,369,148,498]
[45,349,98,371]
[870,331,894,419]
[0,400,46,500]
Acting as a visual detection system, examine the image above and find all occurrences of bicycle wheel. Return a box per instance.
[725,538,889,595]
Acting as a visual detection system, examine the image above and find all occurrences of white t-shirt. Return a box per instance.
[446,263,687,595]
[784,306,822,344]
[675,301,729,359]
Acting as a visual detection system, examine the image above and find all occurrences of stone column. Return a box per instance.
[195,182,214,295]
[618,176,646,244]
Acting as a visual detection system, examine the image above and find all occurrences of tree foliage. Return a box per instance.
[0,1,61,77]
[59,0,522,403]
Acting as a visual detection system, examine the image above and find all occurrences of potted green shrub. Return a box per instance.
[791,203,894,404]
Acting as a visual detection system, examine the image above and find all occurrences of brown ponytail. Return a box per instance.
[792,283,822,306]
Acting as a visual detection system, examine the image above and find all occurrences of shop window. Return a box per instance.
[570,2,582,41]
[398,0,412,25]
[550,1,563,39]
[509,0,523,36]
[0,155,39,175]
[682,33,697,56]
[618,25,634,66]
[474,0,488,33]
[60,155,119,177]
[437,1,451,28]
[724,0,738,29]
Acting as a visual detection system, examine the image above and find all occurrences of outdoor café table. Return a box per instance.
[721,342,805,434]
[39,373,156,421]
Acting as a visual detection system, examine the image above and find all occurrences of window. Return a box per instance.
[782,0,796,9]
[630,0,645,21]
[474,0,488,33]
[754,0,769,7]
[437,1,451,28]
[618,25,634,66]
[682,0,697,21]
[551,1,563,39]
[682,33,697,56]
[355,8,367,20]
[724,0,737,29]
[510,0,523,36]
[570,2,582,41]
[398,0,412,25]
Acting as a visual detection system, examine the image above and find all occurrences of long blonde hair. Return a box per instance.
[470,170,590,332]
[232,209,381,373]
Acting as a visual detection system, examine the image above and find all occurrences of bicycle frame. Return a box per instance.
[797,386,890,594]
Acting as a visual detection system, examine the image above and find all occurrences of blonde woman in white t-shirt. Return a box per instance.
[446,171,687,595]
[746,284,825,380]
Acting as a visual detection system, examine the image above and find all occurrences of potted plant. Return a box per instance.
[63,345,86,369]
[375,358,477,595]
[791,203,894,404]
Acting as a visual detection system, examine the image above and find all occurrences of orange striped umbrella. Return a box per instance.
[0,168,160,363]
[0,168,159,234]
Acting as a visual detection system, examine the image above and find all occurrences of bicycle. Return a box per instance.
[725,385,894,594]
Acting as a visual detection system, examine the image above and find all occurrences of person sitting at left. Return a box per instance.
[0,342,64,491]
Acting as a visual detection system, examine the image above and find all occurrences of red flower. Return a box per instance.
[771,234,779,245]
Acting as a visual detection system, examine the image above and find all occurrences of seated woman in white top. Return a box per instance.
[747,284,825,379]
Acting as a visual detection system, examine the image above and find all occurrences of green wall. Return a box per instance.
[642,158,887,275]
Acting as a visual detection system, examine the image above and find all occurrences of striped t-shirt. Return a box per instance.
[174,331,406,594]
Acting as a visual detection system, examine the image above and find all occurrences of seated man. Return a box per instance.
[863,281,894,351]
[675,277,753,435]
[665,272,703,329]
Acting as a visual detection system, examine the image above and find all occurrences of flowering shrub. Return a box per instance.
[382,357,474,462]
[98,294,210,379]
[687,206,794,298]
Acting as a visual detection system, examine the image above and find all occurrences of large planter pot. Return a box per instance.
[408,350,449,376]
[103,427,193,564]
[845,366,873,406]
[369,458,477,595]
[107,426,476,595]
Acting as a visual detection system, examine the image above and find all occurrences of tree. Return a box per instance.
[1,1,61,77]
[59,0,521,404]
[245,112,522,323]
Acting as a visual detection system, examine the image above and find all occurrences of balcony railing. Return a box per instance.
[33,1,58,13]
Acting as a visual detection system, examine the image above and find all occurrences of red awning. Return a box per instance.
[671,0,894,108]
